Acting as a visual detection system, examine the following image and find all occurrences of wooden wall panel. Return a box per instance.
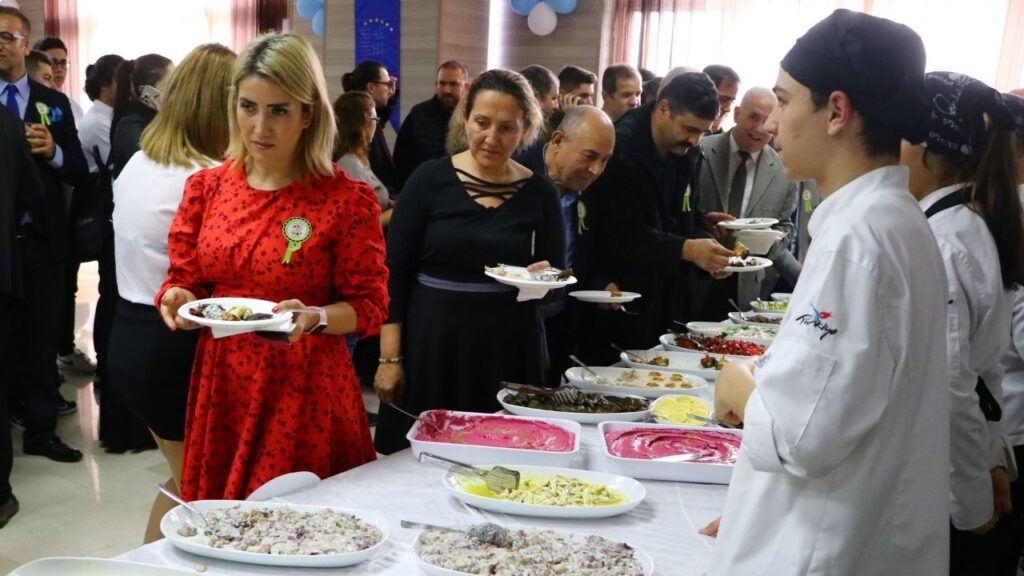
[16,0,45,43]
[438,0,488,79]
[497,0,609,79]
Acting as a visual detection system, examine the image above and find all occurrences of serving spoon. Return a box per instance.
[156,484,208,530]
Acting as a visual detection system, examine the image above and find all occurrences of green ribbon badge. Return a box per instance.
[682,185,693,213]
[576,200,588,236]
[34,102,51,126]
[281,217,312,264]
[802,188,813,213]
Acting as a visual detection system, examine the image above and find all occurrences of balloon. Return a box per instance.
[312,9,324,37]
[527,2,557,36]
[296,0,322,20]
[545,0,577,15]
[510,0,541,17]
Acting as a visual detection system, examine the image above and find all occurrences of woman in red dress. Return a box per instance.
[156,33,388,501]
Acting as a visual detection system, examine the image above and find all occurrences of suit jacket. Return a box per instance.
[773,179,821,286]
[0,107,41,298]
[698,129,798,303]
[23,80,88,260]
[393,96,452,190]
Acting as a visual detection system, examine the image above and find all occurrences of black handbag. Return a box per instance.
[70,145,114,262]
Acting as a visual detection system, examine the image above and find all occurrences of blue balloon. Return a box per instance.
[510,0,541,17]
[312,9,324,37]
[296,0,322,20]
[545,0,577,14]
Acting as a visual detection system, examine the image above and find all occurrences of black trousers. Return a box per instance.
[8,233,63,440]
[57,256,79,357]
[0,298,15,503]
[93,238,116,383]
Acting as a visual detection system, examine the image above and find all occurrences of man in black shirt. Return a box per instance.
[392,61,468,189]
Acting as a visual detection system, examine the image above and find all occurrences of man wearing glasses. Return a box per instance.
[33,36,80,122]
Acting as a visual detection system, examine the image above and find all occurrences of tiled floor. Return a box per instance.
[0,263,381,573]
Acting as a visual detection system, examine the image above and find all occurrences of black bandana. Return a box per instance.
[781,9,928,143]
[921,72,1014,160]
[1004,92,1024,143]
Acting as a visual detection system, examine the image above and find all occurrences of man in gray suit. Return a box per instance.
[698,87,798,317]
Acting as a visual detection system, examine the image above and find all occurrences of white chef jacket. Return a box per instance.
[1002,287,1024,447]
[710,166,950,576]
[78,100,113,174]
[921,183,1015,530]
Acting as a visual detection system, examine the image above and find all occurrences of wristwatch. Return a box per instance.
[303,307,328,334]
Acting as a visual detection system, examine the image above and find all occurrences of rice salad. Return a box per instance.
[418,528,645,575]
[177,506,383,555]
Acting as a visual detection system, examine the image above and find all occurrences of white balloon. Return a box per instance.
[527,2,557,36]
[0,0,21,8]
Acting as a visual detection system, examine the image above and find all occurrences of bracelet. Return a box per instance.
[378,356,404,364]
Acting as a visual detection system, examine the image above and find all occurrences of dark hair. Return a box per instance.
[32,36,67,53]
[702,64,740,88]
[0,7,30,34]
[332,91,375,160]
[601,64,641,95]
[84,54,124,101]
[638,67,656,82]
[462,69,542,151]
[642,77,662,104]
[558,65,596,93]
[659,72,719,121]
[25,50,52,74]
[438,60,468,78]
[110,54,173,141]
[342,60,387,92]
[520,64,558,98]
[809,89,900,158]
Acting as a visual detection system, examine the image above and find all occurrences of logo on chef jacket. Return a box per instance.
[795,305,838,340]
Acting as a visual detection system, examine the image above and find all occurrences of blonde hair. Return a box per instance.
[140,44,236,168]
[226,33,336,180]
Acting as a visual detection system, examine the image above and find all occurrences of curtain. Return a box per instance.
[995,0,1024,90]
[231,0,259,54]
[43,0,80,106]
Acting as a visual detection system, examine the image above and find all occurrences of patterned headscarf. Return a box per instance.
[921,72,1014,160]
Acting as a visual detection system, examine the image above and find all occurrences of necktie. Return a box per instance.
[2,84,18,118]
[727,150,750,216]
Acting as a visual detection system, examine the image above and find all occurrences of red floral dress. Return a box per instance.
[157,161,388,501]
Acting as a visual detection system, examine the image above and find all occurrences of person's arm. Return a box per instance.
[14,120,42,211]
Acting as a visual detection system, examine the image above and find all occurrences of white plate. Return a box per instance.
[178,297,289,329]
[733,228,785,254]
[496,388,650,424]
[727,311,784,328]
[442,464,646,518]
[717,217,779,230]
[564,366,708,398]
[10,558,195,575]
[724,256,773,272]
[483,265,578,288]
[568,290,641,303]
[246,471,320,501]
[683,321,734,337]
[750,299,789,313]
[414,527,655,576]
[407,410,582,467]
[599,421,743,484]
[619,349,755,380]
[771,292,792,302]
[660,327,774,349]
[160,500,389,568]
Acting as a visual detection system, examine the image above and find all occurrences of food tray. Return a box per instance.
[598,421,743,484]
[496,388,651,424]
[564,366,709,398]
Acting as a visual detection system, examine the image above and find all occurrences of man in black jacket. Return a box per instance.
[0,6,86,463]
[392,60,467,189]
[576,72,732,363]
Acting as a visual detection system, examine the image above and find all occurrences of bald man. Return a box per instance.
[515,106,615,385]
[696,87,798,319]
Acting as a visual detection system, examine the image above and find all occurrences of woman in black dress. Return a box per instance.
[373,69,565,454]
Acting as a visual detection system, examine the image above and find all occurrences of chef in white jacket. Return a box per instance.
[708,11,951,575]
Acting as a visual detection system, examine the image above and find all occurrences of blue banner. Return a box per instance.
[355,0,401,131]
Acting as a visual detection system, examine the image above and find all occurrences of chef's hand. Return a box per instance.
[598,282,622,311]
[158,287,199,331]
[25,123,55,159]
[714,359,757,426]
[683,238,733,273]
[699,516,721,537]
[274,299,318,343]
[705,212,736,239]
[375,363,405,404]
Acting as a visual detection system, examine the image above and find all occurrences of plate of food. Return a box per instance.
[564,366,708,398]
[656,335,766,357]
[569,290,641,303]
[414,524,654,576]
[717,217,779,231]
[750,299,789,313]
[771,292,792,302]
[160,500,388,567]
[728,311,784,328]
[442,464,646,518]
[483,264,577,288]
[10,558,196,576]
[599,421,743,484]
[650,394,714,426]
[724,256,773,273]
[497,388,651,424]
[178,297,289,329]
[618,349,737,380]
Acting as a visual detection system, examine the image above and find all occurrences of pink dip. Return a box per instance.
[605,428,741,463]
[413,411,575,452]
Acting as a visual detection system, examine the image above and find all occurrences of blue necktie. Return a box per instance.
[3,84,18,118]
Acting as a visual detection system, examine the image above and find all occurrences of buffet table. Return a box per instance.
[116,424,728,575]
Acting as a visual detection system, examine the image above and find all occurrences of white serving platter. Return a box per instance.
[10,558,196,575]
[568,290,641,303]
[496,388,650,424]
[598,421,743,484]
[564,366,709,398]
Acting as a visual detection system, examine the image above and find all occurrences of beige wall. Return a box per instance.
[17,0,44,42]
[437,0,488,80]
[495,0,609,81]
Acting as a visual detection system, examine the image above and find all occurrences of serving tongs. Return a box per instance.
[611,343,647,364]
[500,380,580,404]
[401,519,512,547]
[568,355,611,385]
[417,452,520,493]
[669,321,708,351]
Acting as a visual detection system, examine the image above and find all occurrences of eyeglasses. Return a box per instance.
[0,31,25,46]
[369,79,395,89]
[51,59,70,69]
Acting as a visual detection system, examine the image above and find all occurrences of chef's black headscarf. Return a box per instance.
[781,9,929,143]
[919,72,1015,161]
[1004,92,1024,144]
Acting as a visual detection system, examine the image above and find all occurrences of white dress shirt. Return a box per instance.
[727,133,761,217]
[921,183,1015,530]
[1000,185,1024,448]
[113,151,213,304]
[711,166,950,576]
[78,100,113,173]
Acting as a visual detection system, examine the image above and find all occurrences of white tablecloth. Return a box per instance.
[117,426,728,575]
